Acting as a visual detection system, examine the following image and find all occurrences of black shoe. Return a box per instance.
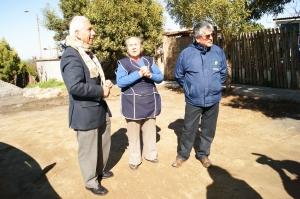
[85,184,108,196]
[101,170,114,179]
[129,164,139,170]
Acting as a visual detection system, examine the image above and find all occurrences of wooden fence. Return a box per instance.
[223,27,300,89]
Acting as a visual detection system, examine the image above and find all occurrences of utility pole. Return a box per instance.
[24,10,42,58]
[36,14,42,58]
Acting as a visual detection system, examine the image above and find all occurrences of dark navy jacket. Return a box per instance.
[60,47,110,130]
[174,42,227,107]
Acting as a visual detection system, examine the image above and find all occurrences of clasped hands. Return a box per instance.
[103,79,113,98]
[139,66,152,79]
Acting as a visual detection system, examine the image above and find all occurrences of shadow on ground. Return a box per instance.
[252,153,300,198]
[222,93,300,120]
[206,165,263,199]
[105,128,128,171]
[168,119,184,153]
[164,85,300,120]
[0,142,60,199]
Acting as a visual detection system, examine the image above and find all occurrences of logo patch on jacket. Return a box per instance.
[213,60,218,65]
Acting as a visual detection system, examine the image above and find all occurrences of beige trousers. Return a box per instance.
[77,113,111,188]
[126,118,157,165]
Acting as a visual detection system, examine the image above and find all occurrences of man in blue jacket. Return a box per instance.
[60,16,113,196]
[172,21,227,168]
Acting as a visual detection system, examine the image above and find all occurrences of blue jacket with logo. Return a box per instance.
[174,42,227,107]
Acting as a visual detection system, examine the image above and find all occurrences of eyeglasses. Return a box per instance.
[200,33,214,40]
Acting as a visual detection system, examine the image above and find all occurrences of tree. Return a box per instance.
[247,0,293,20]
[165,0,266,92]
[0,38,22,83]
[165,0,263,44]
[42,0,164,74]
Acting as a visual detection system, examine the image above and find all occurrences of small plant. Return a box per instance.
[26,78,66,89]
[263,79,272,87]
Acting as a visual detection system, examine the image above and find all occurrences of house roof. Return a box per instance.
[163,29,192,36]
[273,16,300,23]
[35,57,61,62]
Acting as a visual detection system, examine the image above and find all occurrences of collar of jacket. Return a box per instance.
[191,42,211,54]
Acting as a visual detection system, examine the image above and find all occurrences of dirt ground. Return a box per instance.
[0,84,299,199]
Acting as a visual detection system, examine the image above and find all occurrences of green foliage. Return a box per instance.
[42,0,89,42]
[263,78,272,87]
[165,0,264,45]
[247,0,292,20]
[26,78,66,89]
[42,0,164,69]
[23,59,38,79]
[0,38,22,83]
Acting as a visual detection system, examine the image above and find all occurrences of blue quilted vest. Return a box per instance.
[118,56,161,120]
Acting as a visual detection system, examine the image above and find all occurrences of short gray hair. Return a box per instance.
[193,21,214,38]
[69,16,90,37]
[125,37,143,48]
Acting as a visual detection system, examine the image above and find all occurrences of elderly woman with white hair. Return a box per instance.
[116,36,163,170]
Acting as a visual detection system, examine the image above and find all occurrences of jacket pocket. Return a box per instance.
[81,101,100,107]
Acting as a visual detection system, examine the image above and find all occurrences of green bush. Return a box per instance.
[26,78,66,89]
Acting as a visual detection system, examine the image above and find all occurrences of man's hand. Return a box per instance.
[103,86,110,98]
[105,79,114,89]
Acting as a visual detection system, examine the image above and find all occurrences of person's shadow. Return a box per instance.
[168,118,184,153]
[105,125,162,170]
[168,118,201,155]
[0,142,60,199]
[105,128,128,171]
[252,153,300,198]
[207,165,262,199]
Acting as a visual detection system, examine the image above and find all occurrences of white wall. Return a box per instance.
[36,60,63,82]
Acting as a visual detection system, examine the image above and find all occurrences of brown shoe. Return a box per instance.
[172,157,185,168]
[200,158,212,168]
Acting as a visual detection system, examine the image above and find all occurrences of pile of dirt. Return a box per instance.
[0,80,62,99]
[0,80,23,98]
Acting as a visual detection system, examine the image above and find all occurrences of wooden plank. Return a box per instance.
[245,34,251,84]
[280,27,287,88]
[235,35,242,82]
[252,32,258,85]
[257,30,264,85]
[276,28,284,88]
[271,28,279,87]
[282,27,290,88]
[232,37,236,83]
[248,33,253,84]
[274,28,282,88]
[267,30,272,84]
[242,33,246,83]
[290,27,297,89]
[268,29,275,87]
[263,30,269,85]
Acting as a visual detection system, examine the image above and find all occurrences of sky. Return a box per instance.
[0,0,298,60]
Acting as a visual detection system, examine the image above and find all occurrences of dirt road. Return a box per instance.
[0,85,299,199]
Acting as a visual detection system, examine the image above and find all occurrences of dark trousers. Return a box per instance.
[178,102,219,160]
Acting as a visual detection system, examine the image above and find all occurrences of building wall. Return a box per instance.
[36,60,63,82]
[157,35,193,80]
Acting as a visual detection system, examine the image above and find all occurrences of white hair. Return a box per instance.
[69,16,89,37]
[125,37,143,48]
[193,21,214,38]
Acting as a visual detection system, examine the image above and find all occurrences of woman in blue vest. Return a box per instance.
[116,36,163,170]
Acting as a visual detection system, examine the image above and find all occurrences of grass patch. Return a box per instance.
[26,79,66,89]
